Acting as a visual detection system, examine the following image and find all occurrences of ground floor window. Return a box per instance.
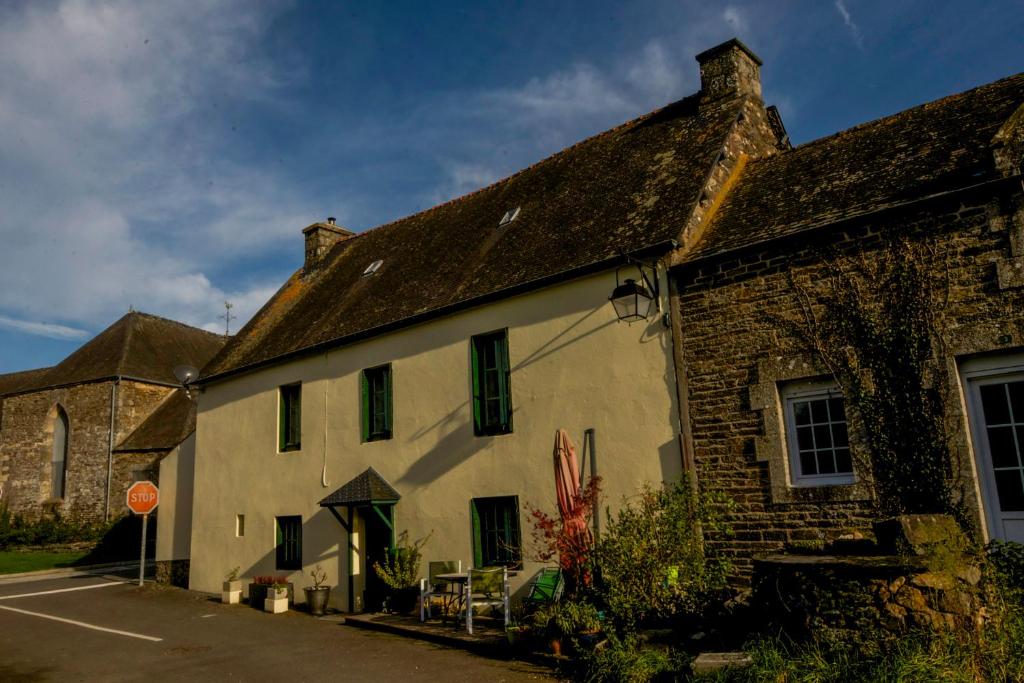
[471,496,521,568]
[782,380,853,486]
[275,516,302,570]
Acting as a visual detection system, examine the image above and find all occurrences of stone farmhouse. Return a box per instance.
[0,311,225,523]
[173,39,1023,610]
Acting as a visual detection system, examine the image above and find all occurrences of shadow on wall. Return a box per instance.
[397,303,653,490]
[229,508,346,602]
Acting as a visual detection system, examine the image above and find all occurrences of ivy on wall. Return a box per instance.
[772,236,965,521]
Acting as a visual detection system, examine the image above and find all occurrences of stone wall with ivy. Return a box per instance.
[672,189,1024,577]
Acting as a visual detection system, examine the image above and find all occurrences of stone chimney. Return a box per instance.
[303,217,354,273]
[695,38,762,102]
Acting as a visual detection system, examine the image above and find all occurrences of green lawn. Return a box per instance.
[0,550,88,574]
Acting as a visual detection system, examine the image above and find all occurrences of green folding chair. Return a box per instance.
[521,567,563,611]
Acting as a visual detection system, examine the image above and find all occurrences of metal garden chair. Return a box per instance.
[463,566,509,635]
[419,560,462,622]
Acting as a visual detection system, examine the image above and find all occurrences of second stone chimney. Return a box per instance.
[695,38,762,102]
[303,217,354,274]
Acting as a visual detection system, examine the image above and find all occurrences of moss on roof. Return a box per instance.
[2,312,227,395]
[203,93,745,380]
[690,73,1024,261]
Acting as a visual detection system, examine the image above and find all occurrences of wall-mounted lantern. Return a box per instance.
[609,260,666,326]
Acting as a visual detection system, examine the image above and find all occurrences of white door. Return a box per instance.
[964,358,1024,543]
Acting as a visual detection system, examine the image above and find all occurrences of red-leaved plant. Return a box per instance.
[526,476,601,595]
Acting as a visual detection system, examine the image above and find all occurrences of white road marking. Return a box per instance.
[200,614,216,618]
[0,581,120,601]
[0,604,162,641]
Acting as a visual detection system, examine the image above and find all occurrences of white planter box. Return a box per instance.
[264,588,288,614]
[222,589,241,604]
[264,596,288,614]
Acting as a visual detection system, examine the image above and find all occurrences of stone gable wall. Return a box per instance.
[0,380,173,522]
[673,190,1024,577]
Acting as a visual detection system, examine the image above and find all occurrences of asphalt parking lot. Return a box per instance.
[0,572,556,682]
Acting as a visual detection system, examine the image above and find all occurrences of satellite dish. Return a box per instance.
[174,365,199,386]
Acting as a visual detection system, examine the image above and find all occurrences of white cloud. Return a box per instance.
[722,7,748,35]
[0,0,310,340]
[0,316,90,341]
[834,0,865,50]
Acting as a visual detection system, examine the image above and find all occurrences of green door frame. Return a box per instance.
[325,501,396,612]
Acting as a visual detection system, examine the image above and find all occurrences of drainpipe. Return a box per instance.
[585,428,599,539]
[667,276,699,494]
[104,378,119,521]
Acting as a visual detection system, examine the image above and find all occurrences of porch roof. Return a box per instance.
[319,467,401,507]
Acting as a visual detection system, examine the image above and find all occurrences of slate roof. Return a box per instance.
[0,312,227,396]
[114,389,195,452]
[0,367,52,396]
[320,467,401,506]
[690,73,1024,261]
[202,93,746,381]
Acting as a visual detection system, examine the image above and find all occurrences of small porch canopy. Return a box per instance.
[319,467,401,612]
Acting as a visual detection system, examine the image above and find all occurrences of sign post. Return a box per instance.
[126,481,159,587]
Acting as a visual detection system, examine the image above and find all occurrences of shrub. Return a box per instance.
[0,501,109,550]
[589,476,732,633]
[577,634,689,683]
[527,476,601,594]
[373,530,431,590]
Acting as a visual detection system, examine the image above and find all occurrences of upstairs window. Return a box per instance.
[471,330,512,436]
[782,380,854,486]
[275,515,302,570]
[361,364,393,442]
[279,383,302,452]
[471,496,521,568]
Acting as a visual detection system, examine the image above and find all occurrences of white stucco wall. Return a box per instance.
[156,432,195,563]
[188,268,683,609]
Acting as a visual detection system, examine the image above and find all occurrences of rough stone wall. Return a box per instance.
[0,380,173,522]
[108,451,163,517]
[752,554,985,655]
[674,191,1024,576]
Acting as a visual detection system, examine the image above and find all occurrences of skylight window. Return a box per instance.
[498,206,521,227]
[362,259,383,277]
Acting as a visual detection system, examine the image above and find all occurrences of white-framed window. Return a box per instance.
[782,380,854,486]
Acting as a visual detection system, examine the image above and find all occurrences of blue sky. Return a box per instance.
[0,0,1021,373]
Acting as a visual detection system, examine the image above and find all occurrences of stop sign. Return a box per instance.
[126,481,159,515]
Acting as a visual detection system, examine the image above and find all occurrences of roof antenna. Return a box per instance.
[218,301,235,336]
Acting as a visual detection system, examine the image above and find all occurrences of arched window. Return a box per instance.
[51,407,69,499]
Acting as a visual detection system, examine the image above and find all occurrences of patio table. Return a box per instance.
[434,573,468,625]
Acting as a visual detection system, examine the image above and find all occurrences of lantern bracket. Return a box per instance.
[612,256,669,327]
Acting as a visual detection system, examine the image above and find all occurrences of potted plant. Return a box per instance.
[373,530,431,614]
[222,566,242,604]
[264,579,289,614]
[536,601,602,655]
[249,575,293,609]
[303,565,331,616]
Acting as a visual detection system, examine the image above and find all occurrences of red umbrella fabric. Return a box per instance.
[553,429,592,568]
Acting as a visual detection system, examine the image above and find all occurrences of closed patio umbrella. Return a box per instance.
[553,429,593,572]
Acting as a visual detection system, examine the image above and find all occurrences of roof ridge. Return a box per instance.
[341,92,707,241]
[126,310,225,338]
[115,312,138,377]
[788,71,1024,154]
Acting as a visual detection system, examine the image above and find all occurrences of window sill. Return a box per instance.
[279,446,301,454]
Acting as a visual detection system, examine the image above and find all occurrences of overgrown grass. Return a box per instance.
[0,550,89,574]
[696,593,1024,682]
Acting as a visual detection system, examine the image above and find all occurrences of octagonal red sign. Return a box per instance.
[126,481,159,515]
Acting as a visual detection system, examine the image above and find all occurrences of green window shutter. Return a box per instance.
[360,371,370,442]
[278,388,286,451]
[470,339,482,435]
[496,333,511,431]
[291,385,301,448]
[384,365,393,436]
[471,500,483,568]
